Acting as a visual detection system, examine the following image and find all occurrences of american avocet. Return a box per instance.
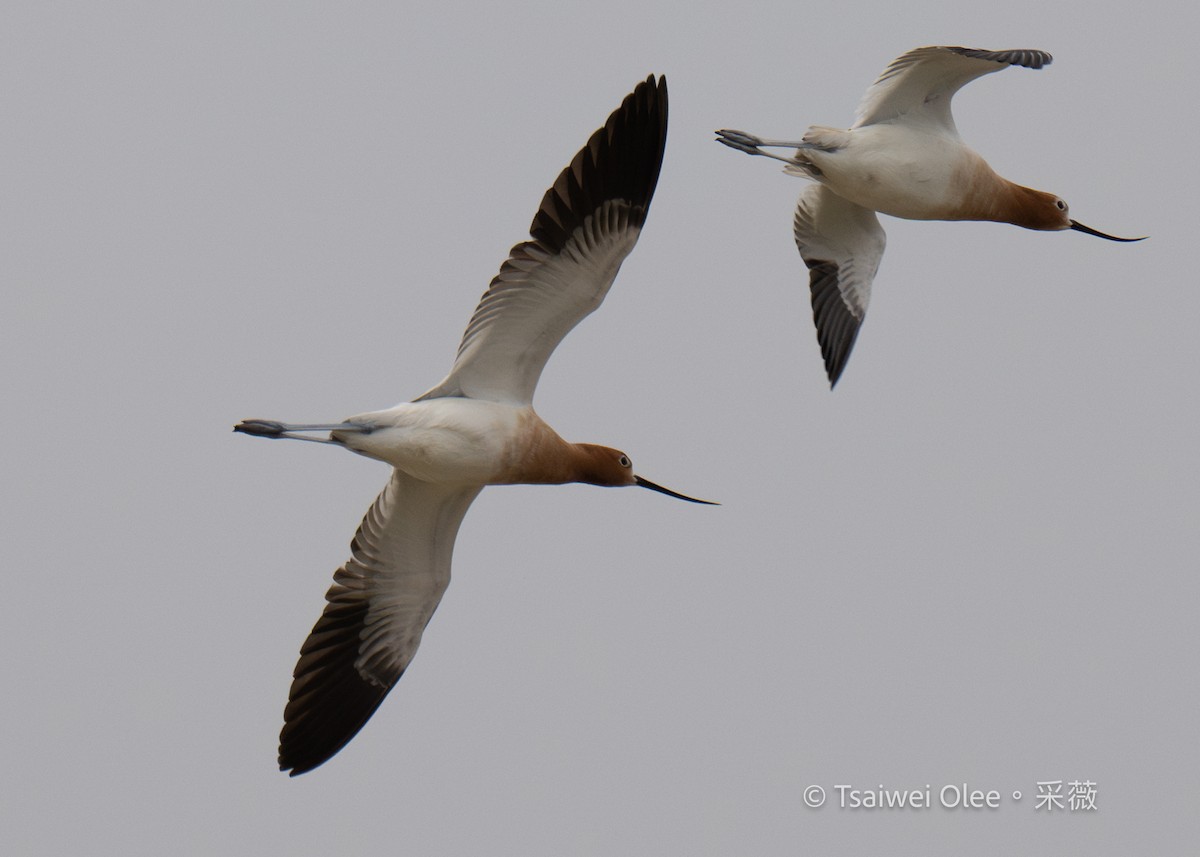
[236,76,712,776]
[716,46,1144,387]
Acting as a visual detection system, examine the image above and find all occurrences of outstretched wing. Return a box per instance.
[793,184,886,387]
[417,75,668,405]
[278,471,482,776]
[853,46,1052,132]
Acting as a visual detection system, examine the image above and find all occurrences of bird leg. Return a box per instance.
[716,129,818,165]
[234,419,373,444]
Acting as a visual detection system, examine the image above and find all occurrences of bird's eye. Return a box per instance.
[618,455,631,468]
[1055,199,1067,211]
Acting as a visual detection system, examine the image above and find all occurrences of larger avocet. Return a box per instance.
[237,76,713,776]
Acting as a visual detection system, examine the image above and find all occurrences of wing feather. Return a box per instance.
[793,184,886,387]
[418,75,668,404]
[853,46,1052,131]
[278,471,481,776]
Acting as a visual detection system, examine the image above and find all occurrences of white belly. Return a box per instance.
[335,398,525,484]
[806,125,979,220]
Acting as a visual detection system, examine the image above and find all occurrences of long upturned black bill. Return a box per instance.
[635,475,718,505]
[1069,220,1146,242]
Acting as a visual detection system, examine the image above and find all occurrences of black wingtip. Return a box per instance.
[945,47,1053,70]
[806,259,863,390]
[278,672,392,777]
[277,589,396,776]
[528,74,668,254]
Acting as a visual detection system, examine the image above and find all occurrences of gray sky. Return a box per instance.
[4,1,1195,854]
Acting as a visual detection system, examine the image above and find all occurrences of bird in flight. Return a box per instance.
[237,75,713,775]
[717,45,1144,387]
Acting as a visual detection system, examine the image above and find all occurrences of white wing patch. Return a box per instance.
[853,46,1052,132]
[423,200,641,405]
